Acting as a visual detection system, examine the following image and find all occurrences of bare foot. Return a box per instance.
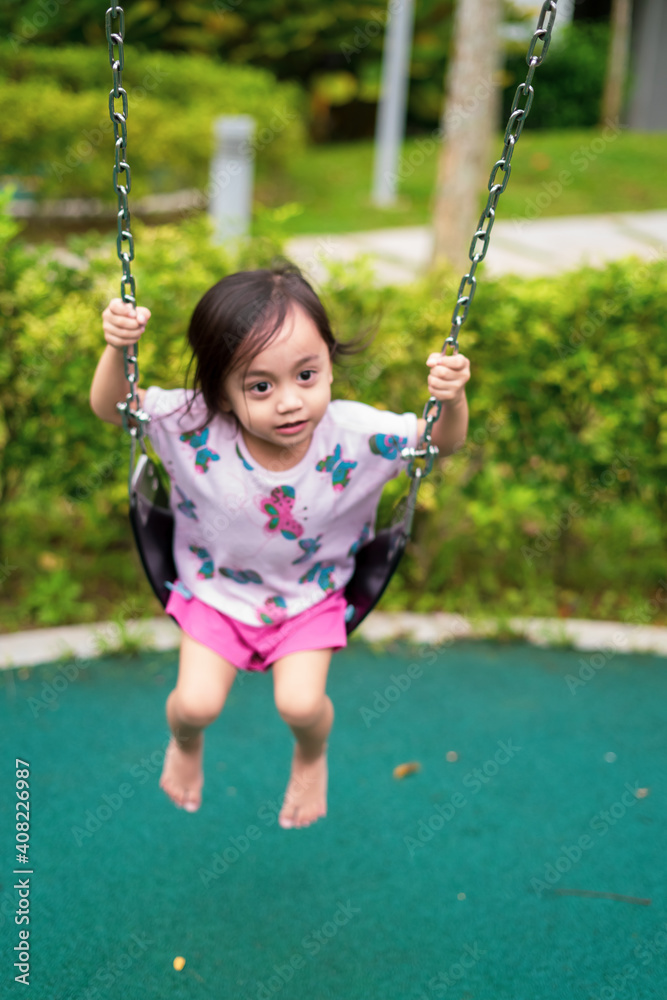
[279,744,328,829]
[159,734,204,812]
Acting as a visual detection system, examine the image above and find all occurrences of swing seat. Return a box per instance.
[343,524,408,633]
[128,451,408,634]
[129,452,177,611]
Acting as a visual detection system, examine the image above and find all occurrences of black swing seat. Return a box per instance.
[129,452,409,635]
[129,453,177,612]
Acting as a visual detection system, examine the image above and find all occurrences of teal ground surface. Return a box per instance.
[1,638,666,1000]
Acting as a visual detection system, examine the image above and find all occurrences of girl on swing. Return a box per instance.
[90,262,470,829]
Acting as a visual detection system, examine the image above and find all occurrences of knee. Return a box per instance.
[275,690,328,729]
[171,688,220,729]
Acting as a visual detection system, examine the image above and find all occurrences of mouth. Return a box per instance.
[275,420,308,434]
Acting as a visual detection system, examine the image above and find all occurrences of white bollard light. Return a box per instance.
[209,115,255,243]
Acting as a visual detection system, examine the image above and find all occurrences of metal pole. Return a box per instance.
[371,0,416,207]
[209,115,255,243]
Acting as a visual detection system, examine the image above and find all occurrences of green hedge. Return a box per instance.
[0,43,307,200]
[1,198,665,629]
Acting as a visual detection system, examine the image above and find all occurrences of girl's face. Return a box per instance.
[221,304,333,468]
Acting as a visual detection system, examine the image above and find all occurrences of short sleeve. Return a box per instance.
[328,399,419,482]
[141,386,204,462]
[367,406,419,481]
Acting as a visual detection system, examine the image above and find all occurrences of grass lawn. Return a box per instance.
[254,129,667,235]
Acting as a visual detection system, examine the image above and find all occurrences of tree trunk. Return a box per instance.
[432,0,503,271]
[601,0,633,125]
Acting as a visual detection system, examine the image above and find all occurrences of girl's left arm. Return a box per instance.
[415,352,471,459]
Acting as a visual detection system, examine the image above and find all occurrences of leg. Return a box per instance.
[160,630,238,812]
[272,648,334,829]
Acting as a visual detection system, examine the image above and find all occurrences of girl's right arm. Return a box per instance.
[90,298,152,425]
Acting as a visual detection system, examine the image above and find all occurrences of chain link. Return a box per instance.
[105,5,149,443]
[405,0,559,479]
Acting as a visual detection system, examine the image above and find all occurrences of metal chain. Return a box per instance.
[105,5,148,445]
[405,0,559,480]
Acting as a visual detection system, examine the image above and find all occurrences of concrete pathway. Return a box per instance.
[2,612,667,671]
[286,209,667,286]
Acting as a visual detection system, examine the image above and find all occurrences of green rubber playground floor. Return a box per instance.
[1,637,666,1000]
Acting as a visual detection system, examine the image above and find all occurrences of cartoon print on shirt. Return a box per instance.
[235,443,253,471]
[292,535,323,565]
[257,595,288,625]
[316,443,357,491]
[219,567,264,585]
[348,521,372,556]
[259,485,304,540]
[299,561,336,593]
[175,485,198,520]
[369,433,408,460]
[189,545,214,579]
[165,580,194,600]
[180,427,220,474]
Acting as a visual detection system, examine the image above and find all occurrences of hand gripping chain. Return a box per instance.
[106,6,149,453]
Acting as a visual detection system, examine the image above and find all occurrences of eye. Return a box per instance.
[297,369,316,383]
[249,381,271,394]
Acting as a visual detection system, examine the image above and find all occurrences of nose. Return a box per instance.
[276,387,303,414]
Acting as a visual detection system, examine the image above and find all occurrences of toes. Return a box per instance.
[160,781,183,809]
[182,789,201,812]
[279,808,296,828]
[279,805,320,829]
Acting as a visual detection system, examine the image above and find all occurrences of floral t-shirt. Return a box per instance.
[142,387,418,625]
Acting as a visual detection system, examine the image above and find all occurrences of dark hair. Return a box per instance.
[178,259,370,431]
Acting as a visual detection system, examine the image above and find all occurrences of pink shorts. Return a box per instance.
[165,584,348,672]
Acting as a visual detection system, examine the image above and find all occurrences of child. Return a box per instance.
[91,261,470,829]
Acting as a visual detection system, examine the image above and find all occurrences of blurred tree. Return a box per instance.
[601,0,633,124]
[432,0,502,270]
